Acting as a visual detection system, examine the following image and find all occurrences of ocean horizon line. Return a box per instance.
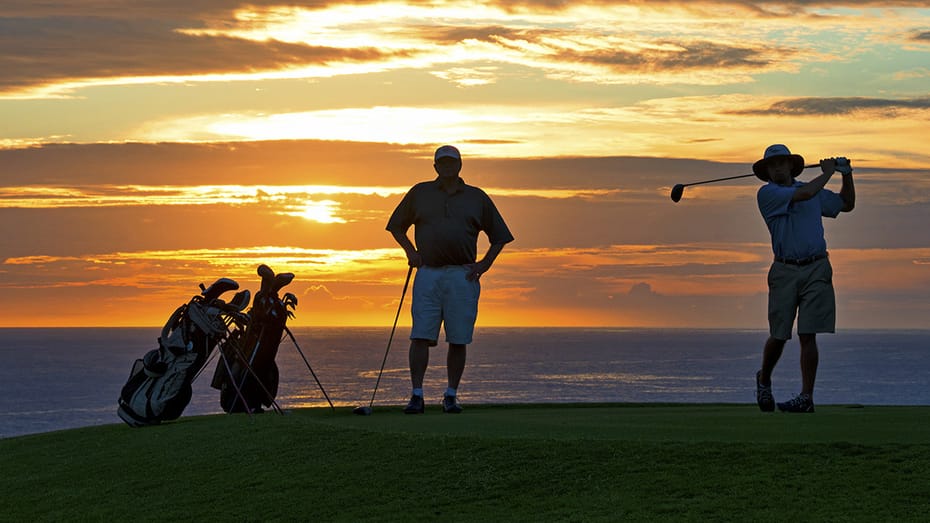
[1,325,928,332]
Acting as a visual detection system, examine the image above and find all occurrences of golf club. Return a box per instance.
[353,265,414,416]
[670,164,820,203]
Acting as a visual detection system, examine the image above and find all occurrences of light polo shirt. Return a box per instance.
[387,178,514,267]
[757,180,844,259]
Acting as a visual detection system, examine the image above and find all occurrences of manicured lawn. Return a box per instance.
[3,404,928,521]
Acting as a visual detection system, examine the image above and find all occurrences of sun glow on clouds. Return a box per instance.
[10,243,927,296]
[192,3,522,49]
[132,103,673,156]
[431,67,499,87]
[4,243,930,327]
[0,183,392,203]
[175,2,812,89]
[4,69,374,101]
[197,107,484,144]
[3,247,402,276]
[0,184,611,225]
[136,105,619,158]
[131,95,930,166]
[0,184,606,206]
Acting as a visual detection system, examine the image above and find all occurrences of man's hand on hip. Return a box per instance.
[466,260,490,281]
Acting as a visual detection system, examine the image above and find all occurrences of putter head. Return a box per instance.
[670,184,685,203]
[353,406,372,416]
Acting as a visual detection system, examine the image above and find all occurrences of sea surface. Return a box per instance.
[1,327,927,439]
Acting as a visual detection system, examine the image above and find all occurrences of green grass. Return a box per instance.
[3,404,929,522]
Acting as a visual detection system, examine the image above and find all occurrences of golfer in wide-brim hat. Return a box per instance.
[753,143,856,414]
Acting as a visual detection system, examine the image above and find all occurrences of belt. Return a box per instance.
[774,253,828,266]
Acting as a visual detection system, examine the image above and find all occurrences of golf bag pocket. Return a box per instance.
[118,349,198,427]
[142,349,167,377]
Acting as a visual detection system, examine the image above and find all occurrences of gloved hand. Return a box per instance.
[835,157,853,175]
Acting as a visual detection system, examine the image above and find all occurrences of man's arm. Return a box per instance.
[793,158,836,202]
[838,159,855,212]
[390,230,422,267]
[466,242,506,281]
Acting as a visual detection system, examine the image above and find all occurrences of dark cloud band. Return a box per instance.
[730,96,930,116]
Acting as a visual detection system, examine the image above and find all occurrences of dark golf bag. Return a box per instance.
[117,278,244,427]
[212,264,296,413]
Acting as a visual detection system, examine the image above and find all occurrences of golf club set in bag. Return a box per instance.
[117,264,333,428]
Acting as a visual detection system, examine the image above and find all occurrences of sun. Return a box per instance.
[287,200,346,224]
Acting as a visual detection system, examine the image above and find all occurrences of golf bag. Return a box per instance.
[117,278,245,427]
[211,264,297,413]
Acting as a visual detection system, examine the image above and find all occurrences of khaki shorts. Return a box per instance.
[410,265,480,345]
[767,257,835,340]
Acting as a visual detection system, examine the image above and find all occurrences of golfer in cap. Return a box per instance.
[386,145,514,414]
[754,144,855,413]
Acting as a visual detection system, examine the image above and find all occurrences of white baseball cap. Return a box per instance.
[434,145,461,161]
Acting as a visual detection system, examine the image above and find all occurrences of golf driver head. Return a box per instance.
[353,406,372,416]
[670,184,685,203]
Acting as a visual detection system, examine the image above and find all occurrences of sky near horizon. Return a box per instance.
[1,1,929,329]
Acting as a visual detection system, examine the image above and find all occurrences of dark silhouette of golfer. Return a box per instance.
[386,145,514,414]
[753,144,855,413]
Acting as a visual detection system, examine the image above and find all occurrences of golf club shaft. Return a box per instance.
[681,173,753,188]
[683,164,820,188]
[368,265,413,407]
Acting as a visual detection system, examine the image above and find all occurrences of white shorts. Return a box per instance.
[767,257,836,340]
[410,265,480,345]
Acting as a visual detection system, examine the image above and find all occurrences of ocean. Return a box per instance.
[1,327,927,439]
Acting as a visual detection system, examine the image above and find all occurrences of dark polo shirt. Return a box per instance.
[386,178,514,267]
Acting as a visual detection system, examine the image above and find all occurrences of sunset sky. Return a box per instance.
[1,1,929,328]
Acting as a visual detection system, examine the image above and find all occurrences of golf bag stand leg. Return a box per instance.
[226,328,285,415]
[284,326,335,411]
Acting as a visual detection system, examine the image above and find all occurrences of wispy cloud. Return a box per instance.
[730,96,930,116]
[0,16,407,97]
[3,1,914,97]
[0,183,616,222]
[118,96,930,165]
